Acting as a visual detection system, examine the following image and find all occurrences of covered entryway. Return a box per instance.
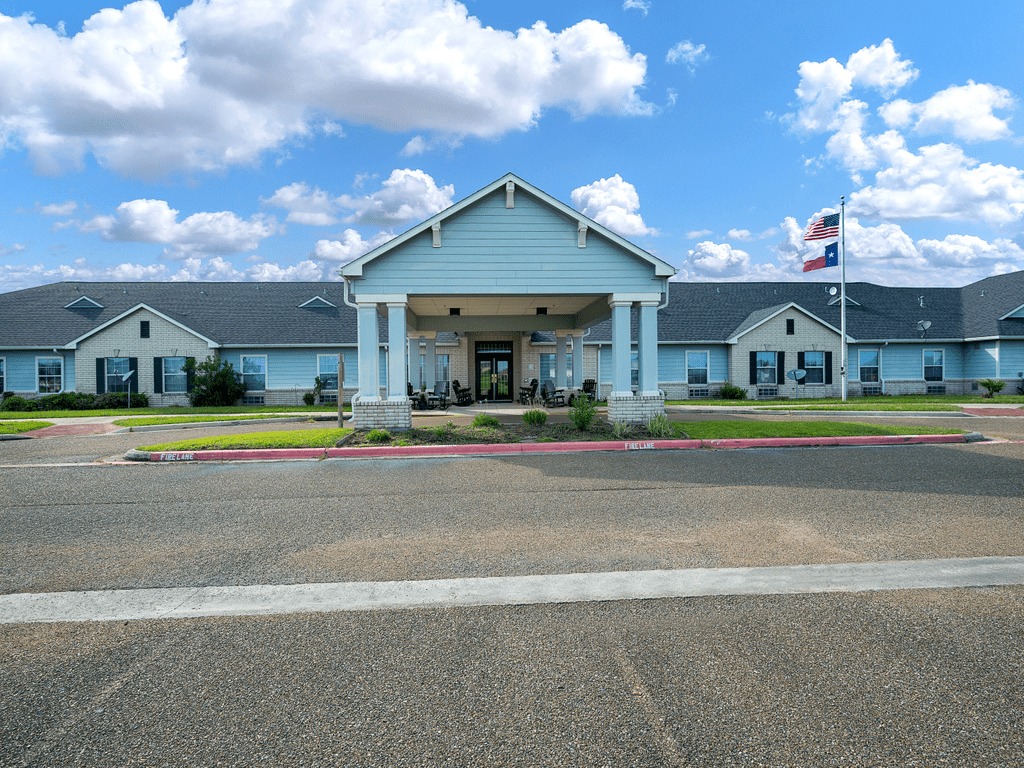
[340,173,678,430]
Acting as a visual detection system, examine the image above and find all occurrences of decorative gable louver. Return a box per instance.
[298,296,337,308]
[64,296,104,309]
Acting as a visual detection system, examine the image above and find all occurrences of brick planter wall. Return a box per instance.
[351,398,412,431]
[607,393,665,425]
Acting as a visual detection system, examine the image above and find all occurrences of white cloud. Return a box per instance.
[311,230,394,264]
[401,136,428,156]
[686,229,712,239]
[38,201,78,216]
[571,174,657,237]
[337,169,454,226]
[0,243,27,255]
[845,39,918,97]
[727,229,753,241]
[666,40,708,74]
[622,0,650,15]
[0,1,650,177]
[880,81,1014,142]
[683,241,751,276]
[81,198,279,258]
[263,183,339,226]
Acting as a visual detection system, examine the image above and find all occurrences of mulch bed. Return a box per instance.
[343,421,670,447]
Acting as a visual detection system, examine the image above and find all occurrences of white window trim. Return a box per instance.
[241,354,268,392]
[803,350,825,386]
[756,351,777,385]
[316,354,340,392]
[106,357,131,393]
[685,349,710,385]
[36,356,63,394]
[858,348,880,383]
[162,356,188,394]
[923,348,944,381]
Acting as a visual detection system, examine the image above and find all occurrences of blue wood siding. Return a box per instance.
[657,345,728,382]
[355,191,662,295]
[223,348,358,389]
[5,351,42,391]
[964,344,998,378]
[1003,341,1024,379]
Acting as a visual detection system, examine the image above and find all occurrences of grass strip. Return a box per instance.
[673,421,962,440]
[113,414,308,427]
[140,428,352,451]
[772,403,961,412]
[0,404,350,420]
[0,421,53,434]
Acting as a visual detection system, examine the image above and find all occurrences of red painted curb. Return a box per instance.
[144,434,965,462]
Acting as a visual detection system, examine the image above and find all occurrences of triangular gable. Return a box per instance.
[298,295,337,308]
[727,302,845,343]
[341,172,677,280]
[64,295,104,309]
[66,303,218,349]
[999,302,1024,320]
[827,295,861,306]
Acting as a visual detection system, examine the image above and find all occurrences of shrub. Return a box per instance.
[1,391,14,403]
[302,392,316,406]
[645,413,672,437]
[719,382,747,400]
[472,413,501,428]
[366,428,392,443]
[431,423,452,441]
[522,409,548,426]
[978,379,1005,398]
[37,391,97,411]
[612,421,633,439]
[568,394,597,431]
[94,392,149,409]
[0,395,37,412]
[185,356,246,407]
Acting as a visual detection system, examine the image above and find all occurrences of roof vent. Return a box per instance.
[64,296,104,309]
[536,307,547,315]
[449,307,460,316]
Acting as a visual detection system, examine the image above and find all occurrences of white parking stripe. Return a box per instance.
[3,556,1023,624]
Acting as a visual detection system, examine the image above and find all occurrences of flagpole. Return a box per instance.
[840,196,847,402]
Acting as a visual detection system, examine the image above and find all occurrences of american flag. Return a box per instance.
[803,213,840,241]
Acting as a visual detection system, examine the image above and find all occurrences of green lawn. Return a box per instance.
[0,421,53,434]
[667,394,1022,409]
[140,428,353,451]
[673,421,962,440]
[0,404,350,420]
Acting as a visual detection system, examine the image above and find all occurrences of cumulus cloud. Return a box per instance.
[311,230,395,264]
[683,241,751,276]
[685,229,712,239]
[666,41,708,74]
[622,0,650,15]
[1,243,27,255]
[0,0,650,177]
[879,81,1015,142]
[37,201,78,216]
[78,198,279,258]
[264,169,454,229]
[571,174,657,237]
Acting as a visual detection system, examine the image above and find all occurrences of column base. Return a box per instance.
[607,393,665,425]
[351,399,412,431]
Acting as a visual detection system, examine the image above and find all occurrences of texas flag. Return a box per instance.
[803,242,839,272]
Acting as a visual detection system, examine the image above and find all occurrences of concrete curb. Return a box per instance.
[133,432,972,463]
[0,433,33,440]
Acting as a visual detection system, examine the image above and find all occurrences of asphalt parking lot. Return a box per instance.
[2,411,1023,766]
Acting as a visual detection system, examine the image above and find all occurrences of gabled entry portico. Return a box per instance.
[340,173,677,430]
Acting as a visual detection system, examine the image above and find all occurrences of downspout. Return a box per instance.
[880,342,888,394]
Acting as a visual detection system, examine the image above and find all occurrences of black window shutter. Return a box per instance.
[96,358,105,395]
[153,358,163,394]
[777,352,785,385]
[129,358,138,391]
[825,351,833,384]
[797,352,805,384]
[186,358,195,393]
[749,351,757,385]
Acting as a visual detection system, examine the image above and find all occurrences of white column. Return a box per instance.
[424,333,437,390]
[555,332,569,389]
[387,302,408,401]
[638,301,660,396]
[408,336,420,388]
[571,332,584,390]
[610,300,633,398]
[356,303,380,401]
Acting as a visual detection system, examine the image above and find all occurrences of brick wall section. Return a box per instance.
[351,399,412,431]
[75,309,211,405]
[607,393,665,425]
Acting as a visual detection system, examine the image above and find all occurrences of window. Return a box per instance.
[686,351,708,385]
[540,352,573,389]
[803,351,824,384]
[0,358,4,392]
[786,318,795,335]
[241,355,267,391]
[37,358,62,393]
[435,354,450,388]
[924,349,943,381]
[859,350,879,383]
[756,351,777,384]
[163,357,187,393]
[106,357,130,393]
[631,350,638,388]
[317,355,339,391]
[140,320,150,338]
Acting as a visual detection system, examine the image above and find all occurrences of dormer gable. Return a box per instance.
[298,295,337,308]
[63,295,104,309]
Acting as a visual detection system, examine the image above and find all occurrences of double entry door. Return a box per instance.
[475,342,513,402]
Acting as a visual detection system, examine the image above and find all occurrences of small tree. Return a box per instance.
[978,379,1005,398]
[185,356,247,407]
[568,392,597,431]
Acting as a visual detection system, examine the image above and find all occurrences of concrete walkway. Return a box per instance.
[4,556,1023,624]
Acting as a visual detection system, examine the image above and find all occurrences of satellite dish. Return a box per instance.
[787,369,807,381]
[829,287,838,296]
[917,320,932,331]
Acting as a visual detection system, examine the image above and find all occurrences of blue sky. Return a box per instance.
[1,0,1022,292]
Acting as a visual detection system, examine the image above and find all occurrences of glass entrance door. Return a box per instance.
[475,343,513,402]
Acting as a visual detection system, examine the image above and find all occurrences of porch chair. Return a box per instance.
[581,379,597,402]
[427,381,450,410]
[451,379,474,406]
[518,379,538,405]
[540,380,565,407]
